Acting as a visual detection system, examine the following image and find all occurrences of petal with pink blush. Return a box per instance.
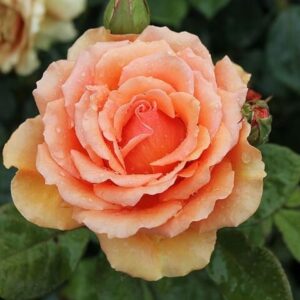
[198,122,266,232]
[74,200,182,238]
[94,174,178,207]
[113,90,175,143]
[151,92,200,166]
[62,51,94,118]
[161,124,232,201]
[33,60,74,115]
[155,161,234,238]
[68,27,137,60]
[219,89,243,146]
[3,116,43,172]
[115,76,175,106]
[43,98,81,177]
[194,72,222,138]
[71,150,162,187]
[98,227,216,280]
[119,53,194,94]
[82,108,125,174]
[215,56,248,106]
[138,26,211,61]
[11,170,80,230]
[37,144,116,211]
[178,48,215,83]
[186,125,210,161]
[95,40,174,89]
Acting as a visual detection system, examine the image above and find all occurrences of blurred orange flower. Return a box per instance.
[0,0,86,75]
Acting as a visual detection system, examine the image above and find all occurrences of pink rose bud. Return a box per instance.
[104,0,150,34]
[242,89,272,146]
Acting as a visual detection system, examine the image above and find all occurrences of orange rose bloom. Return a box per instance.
[3,26,265,280]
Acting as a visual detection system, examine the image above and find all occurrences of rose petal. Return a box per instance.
[215,56,248,106]
[3,116,43,171]
[11,170,79,230]
[155,161,234,237]
[95,40,173,89]
[43,98,81,177]
[151,92,200,166]
[68,27,137,60]
[119,52,194,94]
[114,76,175,106]
[71,150,162,187]
[198,122,266,232]
[194,72,222,138]
[98,227,216,280]
[94,175,177,207]
[37,144,116,210]
[82,107,125,174]
[138,26,211,60]
[219,88,243,146]
[178,48,215,83]
[33,60,74,115]
[74,200,182,238]
[161,124,232,201]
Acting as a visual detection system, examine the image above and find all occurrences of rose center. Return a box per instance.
[121,103,186,174]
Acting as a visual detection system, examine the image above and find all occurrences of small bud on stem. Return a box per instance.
[242,89,272,147]
[104,0,150,34]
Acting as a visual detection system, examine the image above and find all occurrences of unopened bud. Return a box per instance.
[104,0,150,34]
[242,89,272,147]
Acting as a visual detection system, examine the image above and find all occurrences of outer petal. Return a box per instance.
[198,122,266,232]
[33,60,74,115]
[37,144,116,211]
[3,116,43,171]
[138,26,211,60]
[156,161,234,237]
[98,228,216,281]
[11,170,79,230]
[68,27,137,60]
[95,40,173,89]
[43,98,81,177]
[215,56,248,106]
[74,200,182,238]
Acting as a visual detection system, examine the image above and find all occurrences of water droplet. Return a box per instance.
[242,152,252,164]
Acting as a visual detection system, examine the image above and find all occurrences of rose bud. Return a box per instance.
[242,89,272,146]
[104,0,150,34]
[3,26,266,280]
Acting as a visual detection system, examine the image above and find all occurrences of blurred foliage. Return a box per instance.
[1,0,300,299]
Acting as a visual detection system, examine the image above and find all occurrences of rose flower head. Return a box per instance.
[0,0,86,75]
[3,26,266,280]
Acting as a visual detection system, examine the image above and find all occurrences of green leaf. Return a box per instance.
[149,271,222,300]
[286,187,300,208]
[147,0,189,27]
[253,144,300,221]
[267,6,300,94]
[62,255,148,300]
[274,209,300,262]
[207,230,293,300]
[190,0,231,19]
[0,204,89,300]
[63,254,222,300]
[239,217,273,247]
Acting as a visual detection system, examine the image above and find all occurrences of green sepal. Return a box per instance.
[104,0,150,34]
